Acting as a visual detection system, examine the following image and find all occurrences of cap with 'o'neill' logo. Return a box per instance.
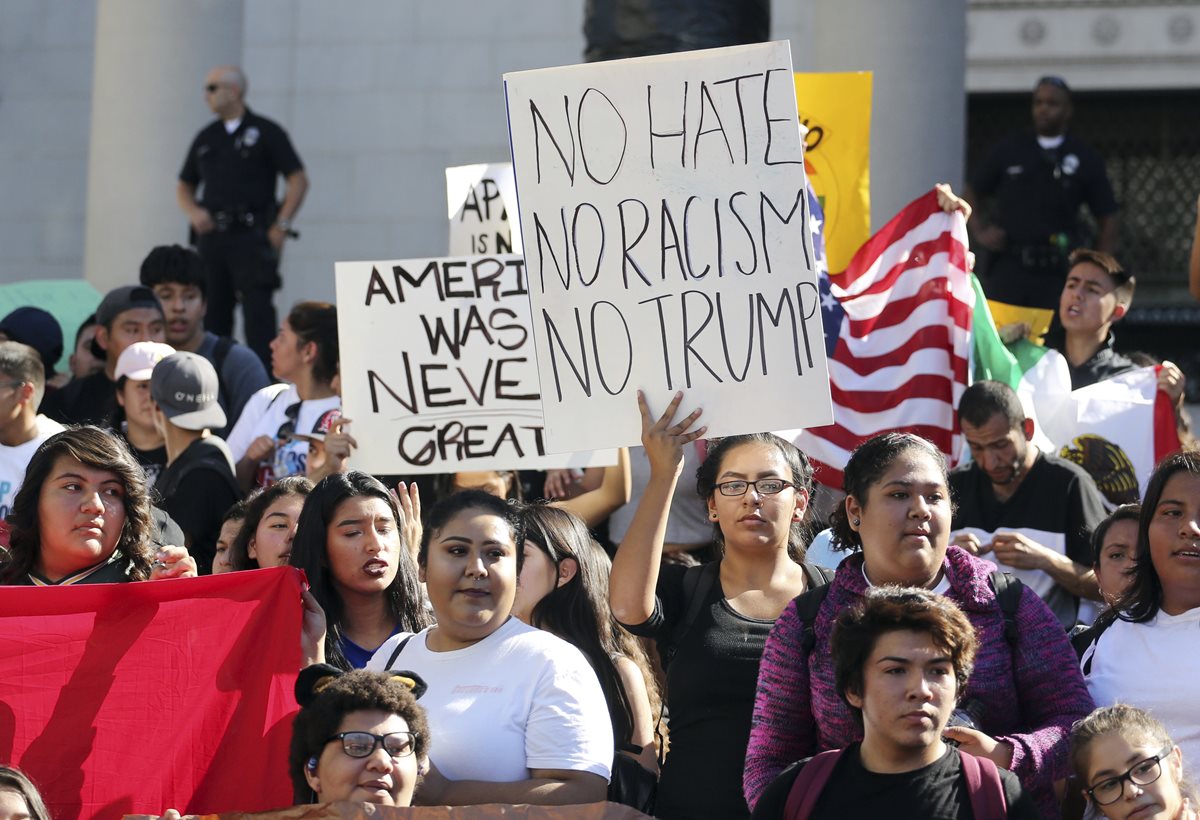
[150,351,226,432]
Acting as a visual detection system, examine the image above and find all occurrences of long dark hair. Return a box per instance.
[290,472,432,669]
[418,489,525,570]
[522,504,662,747]
[829,432,949,552]
[1119,451,1200,623]
[229,476,314,571]
[0,766,52,820]
[2,426,154,583]
[694,432,814,562]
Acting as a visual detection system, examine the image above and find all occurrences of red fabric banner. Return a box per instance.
[0,567,304,820]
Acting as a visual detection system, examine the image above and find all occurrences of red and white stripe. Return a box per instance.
[794,190,974,488]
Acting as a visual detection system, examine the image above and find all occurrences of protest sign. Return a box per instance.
[335,254,615,473]
[793,72,872,275]
[1,568,302,820]
[446,163,522,256]
[504,42,833,453]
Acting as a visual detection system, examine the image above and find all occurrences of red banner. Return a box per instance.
[1,567,304,819]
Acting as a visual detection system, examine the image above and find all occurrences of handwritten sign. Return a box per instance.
[504,41,833,453]
[335,254,613,474]
[446,163,522,256]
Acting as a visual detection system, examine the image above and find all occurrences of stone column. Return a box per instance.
[83,0,244,293]
[801,0,967,228]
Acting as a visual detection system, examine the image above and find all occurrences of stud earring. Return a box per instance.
[306,757,318,771]
[853,518,861,526]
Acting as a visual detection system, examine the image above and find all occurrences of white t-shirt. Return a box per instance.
[223,383,339,483]
[0,415,64,519]
[1082,606,1200,767]
[368,617,613,783]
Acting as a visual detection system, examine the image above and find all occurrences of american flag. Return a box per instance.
[791,188,975,488]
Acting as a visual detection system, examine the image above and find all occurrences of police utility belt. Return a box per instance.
[1007,240,1069,274]
[210,206,272,233]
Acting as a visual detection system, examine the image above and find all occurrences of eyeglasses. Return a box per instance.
[1086,747,1172,806]
[205,83,221,93]
[0,380,25,391]
[324,731,418,759]
[277,402,301,440]
[714,478,794,497]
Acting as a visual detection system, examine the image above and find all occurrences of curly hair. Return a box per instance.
[1,426,154,583]
[829,432,949,552]
[290,472,432,670]
[832,586,978,719]
[289,669,430,804]
[229,476,313,571]
[694,432,814,562]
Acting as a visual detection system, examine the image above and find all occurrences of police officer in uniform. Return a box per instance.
[177,65,309,367]
[966,76,1119,311]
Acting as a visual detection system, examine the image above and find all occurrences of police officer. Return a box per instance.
[966,76,1119,311]
[176,65,309,367]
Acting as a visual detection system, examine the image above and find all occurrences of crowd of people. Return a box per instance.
[1,68,1199,820]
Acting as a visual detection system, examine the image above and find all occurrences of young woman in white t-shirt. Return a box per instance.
[367,489,613,806]
[1079,451,1200,770]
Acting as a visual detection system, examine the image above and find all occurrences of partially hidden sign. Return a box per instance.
[504,41,833,453]
[793,71,872,275]
[335,254,614,473]
[446,163,522,256]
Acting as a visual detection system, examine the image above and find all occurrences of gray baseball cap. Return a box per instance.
[150,351,226,431]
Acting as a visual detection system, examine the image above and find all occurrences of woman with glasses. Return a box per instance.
[0,426,197,585]
[289,666,430,807]
[1071,704,1198,819]
[1076,451,1200,774]
[225,301,340,492]
[609,392,831,820]
[744,431,1093,819]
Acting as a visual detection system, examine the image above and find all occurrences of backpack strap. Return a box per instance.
[664,561,721,669]
[795,582,834,657]
[802,561,836,588]
[959,750,1007,820]
[783,748,846,820]
[383,633,415,670]
[211,336,235,415]
[1073,609,1118,675]
[988,570,1023,649]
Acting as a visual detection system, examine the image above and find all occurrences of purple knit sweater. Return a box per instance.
[743,545,1093,818]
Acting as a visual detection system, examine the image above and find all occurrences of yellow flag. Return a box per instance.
[794,72,872,274]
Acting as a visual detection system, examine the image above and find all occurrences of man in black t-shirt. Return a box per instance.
[150,352,242,575]
[949,381,1107,628]
[752,588,1039,819]
[967,77,1119,312]
[177,65,309,366]
[41,285,166,426]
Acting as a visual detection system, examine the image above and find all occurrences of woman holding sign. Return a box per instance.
[609,392,831,820]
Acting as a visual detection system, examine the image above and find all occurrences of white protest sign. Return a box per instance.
[504,41,833,453]
[446,163,522,256]
[335,254,615,474]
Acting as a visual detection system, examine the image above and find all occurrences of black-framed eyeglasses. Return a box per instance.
[324,731,418,759]
[0,380,25,392]
[715,479,794,497]
[1086,747,1172,806]
[205,83,221,93]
